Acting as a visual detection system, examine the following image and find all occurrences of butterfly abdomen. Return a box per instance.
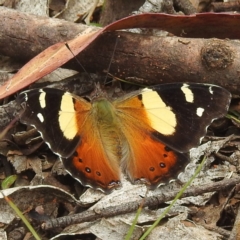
[92,98,125,162]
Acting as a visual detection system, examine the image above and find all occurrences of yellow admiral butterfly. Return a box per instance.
[17,83,231,193]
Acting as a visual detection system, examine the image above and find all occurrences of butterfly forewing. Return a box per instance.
[115,83,231,153]
[17,88,90,158]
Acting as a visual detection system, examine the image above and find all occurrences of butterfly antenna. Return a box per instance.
[65,43,93,81]
[104,35,119,85]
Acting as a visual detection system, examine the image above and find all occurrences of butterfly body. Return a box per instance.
[17,83,231,193]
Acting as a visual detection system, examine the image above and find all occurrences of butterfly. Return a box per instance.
[17,83,231,193]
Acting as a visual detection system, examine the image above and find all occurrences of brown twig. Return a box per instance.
[214,152,238,166]
[174,0,196,14]
[1,8,240,93]
[42,178,240,230]
[162,0,176,14]
[211,1,240,12]
[199,224,230,238]
[229,200,240,240]
[0,100,19,132]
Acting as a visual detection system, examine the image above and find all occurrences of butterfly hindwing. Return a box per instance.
[61,119,121,192]
[113,112,189,188]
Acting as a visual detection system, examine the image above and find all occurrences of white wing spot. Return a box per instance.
[24,93,28,101]
[209,86,213,94]
[37,113,44,122]
[196,107,205,117]
[181,84,194,103]
[39,90,46,108]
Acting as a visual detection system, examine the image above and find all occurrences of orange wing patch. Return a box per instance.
[122,126,188,188]
[62,101,121,192]
[114,94,189,188]
[62,139,121,192]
